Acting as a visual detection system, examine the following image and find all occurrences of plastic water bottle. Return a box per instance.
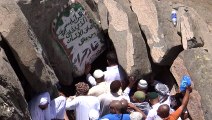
[171,9,177,26]
[180,75,191,92]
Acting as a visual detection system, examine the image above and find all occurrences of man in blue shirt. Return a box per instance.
[99,100,130,120]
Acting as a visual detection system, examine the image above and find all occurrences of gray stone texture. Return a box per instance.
[98,0,109,31]
[0,46,31,120]
[103,0,152,78]
[130,0,167,64]
[17,0,73,85]
[170,0,212,55]
[153,0,183,65]
[0,0,58,96]
[182,48,212,119]
[170,51,205,120]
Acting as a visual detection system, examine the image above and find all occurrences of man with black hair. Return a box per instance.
[98,80,130,117]
[85,51,122,86]
[66,82,100,120]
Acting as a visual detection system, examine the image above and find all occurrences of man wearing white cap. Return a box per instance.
[137,79,148,93]
[88,69,111,97]
[28,92,66,120]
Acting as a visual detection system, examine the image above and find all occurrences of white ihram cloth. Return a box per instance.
[66,96,100,120]
[146,99,181,120]
[98,92,130,117]
[88,82,123,97]
[87,65,121,86]
[88,82,110,97]
[28,92,66,120]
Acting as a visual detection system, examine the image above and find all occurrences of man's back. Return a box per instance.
[88,82,110,97]
[100,113,130,120]
[98,92,130,117]
[28,92,51,120]
[104,65,121,83]
[66,96,100,120]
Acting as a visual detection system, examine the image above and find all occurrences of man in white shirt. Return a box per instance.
[146,92,181,120]
[66,82,100,120]
[28,92,66,120]
[98,80,130,117]
[88,69,111,96]
[146,92,161,120]
[85,51,122,86]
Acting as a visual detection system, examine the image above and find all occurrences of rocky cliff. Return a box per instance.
[0,0,211,119]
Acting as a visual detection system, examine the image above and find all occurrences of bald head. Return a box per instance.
[120,99,128,112]
[109,100,122,114]
[157,104,170,118]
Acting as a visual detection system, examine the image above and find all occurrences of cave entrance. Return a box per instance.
[58,33,114,96]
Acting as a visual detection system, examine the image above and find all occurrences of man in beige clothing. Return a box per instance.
[88,69,110,96]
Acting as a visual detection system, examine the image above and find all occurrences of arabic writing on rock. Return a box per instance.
[55,5,105,76]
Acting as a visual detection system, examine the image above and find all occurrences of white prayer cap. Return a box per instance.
[93,69,104,79]
[130,112,143,120]
[39,97,48,106]
[138,79,148,89]
[89,109,99,120]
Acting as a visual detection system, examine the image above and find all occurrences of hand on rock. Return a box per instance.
[128,76,137,88]
[84,63,91,75]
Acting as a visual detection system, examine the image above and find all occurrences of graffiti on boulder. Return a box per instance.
[52,2,105,76]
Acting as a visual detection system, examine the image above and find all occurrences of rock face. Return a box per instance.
[98,1,109,31]
[170,51,205,120]
[187,90,205,120]
[130,0,165,64]
[16,0,73,85]
[0,0,58,97]
[101,0,152,78]
[129,0,182,65]
[182,48,212,119]
[0,45,31,119]
[171,48,212,119]
[175,6,207,51]
[171,0,212,55]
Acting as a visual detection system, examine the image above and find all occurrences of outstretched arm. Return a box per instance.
[85,63,96,86]
[128,103,146,119]
[171,87,192,119]
[123,76,137,95]
[181,87,192,109]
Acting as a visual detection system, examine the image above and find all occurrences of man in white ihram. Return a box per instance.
[28,92,66,120]
[85,51,122,86]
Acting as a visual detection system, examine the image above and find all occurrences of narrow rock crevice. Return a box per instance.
[0,34,34,102]
[137,23,178,88]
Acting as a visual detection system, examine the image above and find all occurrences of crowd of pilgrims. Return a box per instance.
[28,51,192,120]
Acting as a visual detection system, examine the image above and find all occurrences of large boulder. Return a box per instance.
[171,48,212,119]
[16,0,73,85]
[0,44,31,119]
[97,1,109,31]
[101,0,152,78]
[0,0,58,97]
[170,52,204,120]
[130,0,165,64]
[129,0,182,65]
[183,48,212,119]
[171,0,212,54]
[51,2,106,77]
